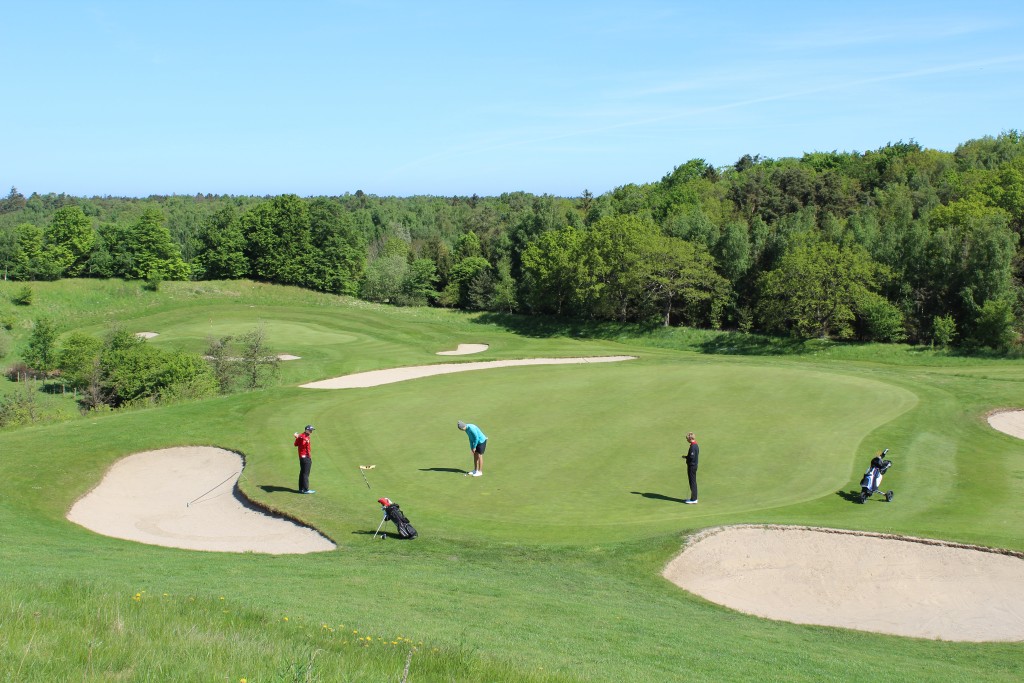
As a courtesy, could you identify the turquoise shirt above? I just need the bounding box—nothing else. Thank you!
[465,423,487,449]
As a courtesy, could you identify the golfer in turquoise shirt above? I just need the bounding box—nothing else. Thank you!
[457,421,488,477]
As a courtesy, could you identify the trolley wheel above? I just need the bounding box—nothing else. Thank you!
[858,491,868,504]
[885,490,894,502]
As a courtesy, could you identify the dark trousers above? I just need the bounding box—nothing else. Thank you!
[687,464,698,501]
[299,457,312,492]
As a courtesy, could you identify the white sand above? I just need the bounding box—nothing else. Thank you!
[277,354,301,360]
[436,343,489,355]
[988,409,1024,439]
[67,447,335,554]
[300,355,636,388]
[134,332,158,339]
[664,525,1024,641]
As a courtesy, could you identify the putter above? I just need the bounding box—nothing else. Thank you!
[359,464,375,489]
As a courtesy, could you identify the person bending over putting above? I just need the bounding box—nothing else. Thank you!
[457,421,487,476]
[683,432,699,504]
[293,424,316,494]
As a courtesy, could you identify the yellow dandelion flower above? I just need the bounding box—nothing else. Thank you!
[283,617,289,621]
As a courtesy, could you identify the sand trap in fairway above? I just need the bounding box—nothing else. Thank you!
[135,332,158,339]
[988,410,1024,439]
[664,525,1024,641]
[301,355,636,388]
[277,354,301,360]
[436,343,489,355]
[67,447,335,554]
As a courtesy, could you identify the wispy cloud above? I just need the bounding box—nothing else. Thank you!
[386,52,1024,177]
[768,18,1012,50]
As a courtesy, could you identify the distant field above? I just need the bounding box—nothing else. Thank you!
[1,279,1022,682]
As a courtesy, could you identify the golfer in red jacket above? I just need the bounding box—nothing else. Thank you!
[293,425,316,494]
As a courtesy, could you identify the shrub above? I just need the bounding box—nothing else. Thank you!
[857,294,907,342]
[143,273,163,292]
[10,286,33,306]
[968,296,1017,349]
[57,332,104,388]
[932,315,957,348]
[23,317,59,375]
[5,362,46,382]
[0,380,50,428]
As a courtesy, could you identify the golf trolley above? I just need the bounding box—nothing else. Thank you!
[374,497,418,539]
[858,448,893,503]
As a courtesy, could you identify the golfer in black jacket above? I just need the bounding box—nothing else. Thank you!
[683,432,699,504]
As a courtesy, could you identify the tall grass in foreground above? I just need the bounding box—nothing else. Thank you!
[1,579,567,683]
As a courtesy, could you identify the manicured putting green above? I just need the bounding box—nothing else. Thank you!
[243,358,916,544]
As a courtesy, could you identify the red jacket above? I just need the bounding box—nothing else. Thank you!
[294,432,311,458]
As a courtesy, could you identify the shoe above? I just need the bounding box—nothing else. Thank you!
[465,470,477,476]
[683,499,698,504]
[303,489,316,494]
[472,471,482,477]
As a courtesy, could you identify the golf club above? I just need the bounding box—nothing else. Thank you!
[186,471,239,507]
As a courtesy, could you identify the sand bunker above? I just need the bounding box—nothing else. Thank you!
[135,332,158,339]
[436,343,489,355]
[988,410,1024,439]
[67,447,334,554]
[277,354,301,360]
[301,356,636,389]
[664,525,1024,641]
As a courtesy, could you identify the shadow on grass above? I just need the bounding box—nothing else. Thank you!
[473,311,818,356]
[473,311,652,340]
[696,334,814,356]
[631,491,690,504]
[352,530,404,539]
[835,489,866,504]
[419,467,468,474]
[259,484,300,494]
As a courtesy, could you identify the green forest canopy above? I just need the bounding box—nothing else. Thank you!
[3,131,1023,348]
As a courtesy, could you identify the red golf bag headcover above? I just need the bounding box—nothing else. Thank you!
[377,497,392,507]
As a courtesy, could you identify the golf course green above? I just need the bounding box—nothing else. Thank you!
[1,280,1022,682]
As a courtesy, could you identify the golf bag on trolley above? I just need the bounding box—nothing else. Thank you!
[858,449,893,503]
[375,497,418,539]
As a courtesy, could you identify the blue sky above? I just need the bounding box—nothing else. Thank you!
[3,1,1023,198]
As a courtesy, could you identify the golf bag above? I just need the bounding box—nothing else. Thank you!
[858,449,893,504]
[376,497,418,539]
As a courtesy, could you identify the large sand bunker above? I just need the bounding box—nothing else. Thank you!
[301,355,636,389]
[664,525,1024,641]
[67,447,335,554]
[988,409,1024,439]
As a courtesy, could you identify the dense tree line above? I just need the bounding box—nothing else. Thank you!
[3,131,1023,348]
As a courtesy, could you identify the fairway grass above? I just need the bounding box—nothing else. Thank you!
[1,280,1023,681]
